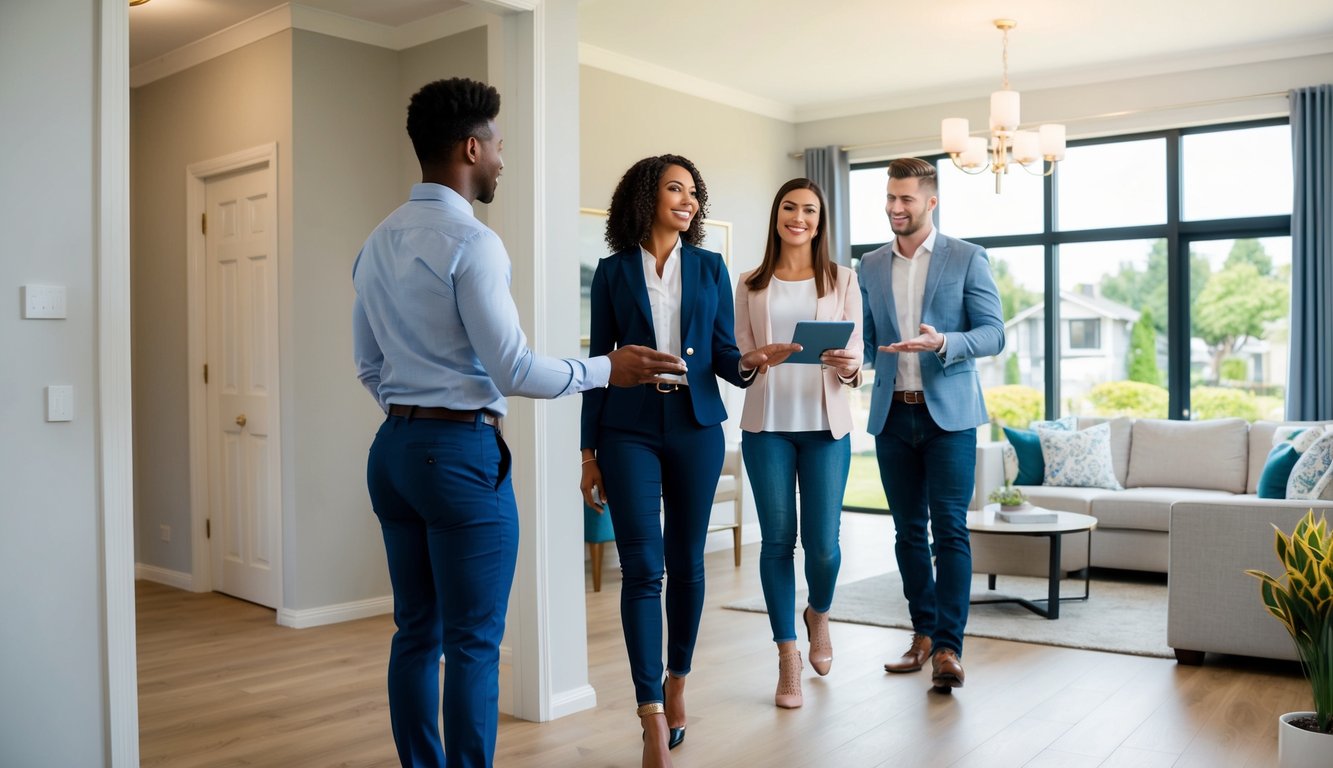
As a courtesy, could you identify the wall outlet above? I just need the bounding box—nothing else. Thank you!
[159,525,171,542]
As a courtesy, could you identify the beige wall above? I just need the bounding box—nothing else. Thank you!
[580,66,802,281]
[131,32,295,574]
[0,0,106,763]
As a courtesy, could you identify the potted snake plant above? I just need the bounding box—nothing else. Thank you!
[1245,510,1332,767]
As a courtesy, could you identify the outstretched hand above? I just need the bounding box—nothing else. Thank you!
[881,323,943,354]
[607,344,688,387]
[741,342,802,375]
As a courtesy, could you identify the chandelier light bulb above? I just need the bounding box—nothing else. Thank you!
[938,18,1067,192]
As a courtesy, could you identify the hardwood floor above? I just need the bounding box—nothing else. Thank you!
[137,513,1309,767]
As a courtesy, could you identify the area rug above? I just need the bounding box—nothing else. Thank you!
[723,571,1172,659]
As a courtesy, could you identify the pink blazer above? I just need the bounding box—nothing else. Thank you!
[734,263,863,440]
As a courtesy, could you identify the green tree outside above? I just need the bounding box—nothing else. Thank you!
[1193,262,1288,383]
[1127,305,1162,386]
[1085,380,1169,418]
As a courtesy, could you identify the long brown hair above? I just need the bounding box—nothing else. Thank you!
[745,178,835,297]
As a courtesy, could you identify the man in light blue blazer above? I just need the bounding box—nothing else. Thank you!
[860,158,1004,693]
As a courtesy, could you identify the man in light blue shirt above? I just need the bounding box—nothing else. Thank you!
[353,77,683,768]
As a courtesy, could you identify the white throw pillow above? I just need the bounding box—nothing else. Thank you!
[1037,422,1123,490]
[1286,430,1333,500]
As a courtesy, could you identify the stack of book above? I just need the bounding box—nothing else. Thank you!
[996,507,1057,524]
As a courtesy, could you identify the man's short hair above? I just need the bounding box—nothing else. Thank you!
[886,157,937,197]
[406,78,501,166]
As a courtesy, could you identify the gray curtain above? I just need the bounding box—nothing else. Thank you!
[1287,84,1333,420]
[804,145,851,266]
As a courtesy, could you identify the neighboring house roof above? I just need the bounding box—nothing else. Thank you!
[1005,290,1141,330]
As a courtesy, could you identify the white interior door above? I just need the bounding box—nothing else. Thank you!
[205,165,281,609]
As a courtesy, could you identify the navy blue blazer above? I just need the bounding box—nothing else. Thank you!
[580,243,752,450]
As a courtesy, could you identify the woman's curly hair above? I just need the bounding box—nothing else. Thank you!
[605,154,709,253]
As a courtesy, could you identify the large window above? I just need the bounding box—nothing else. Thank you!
[845,120,1292,511]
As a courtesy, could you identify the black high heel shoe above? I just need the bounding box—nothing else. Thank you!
[663,673,686,749]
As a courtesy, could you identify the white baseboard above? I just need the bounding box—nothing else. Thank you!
[276,595,393,629]
[549,684,597,720]
[135,563,193,590]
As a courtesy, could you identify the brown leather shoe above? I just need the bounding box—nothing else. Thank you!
[883,633,932,673]
[930,648,965,691]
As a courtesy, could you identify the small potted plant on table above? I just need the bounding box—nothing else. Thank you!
[1245,510,1332,767]
[987,483,1028,512]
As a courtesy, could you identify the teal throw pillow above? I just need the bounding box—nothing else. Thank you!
[1002,427,1045,486]
[1002,416,1076,486]
[1258,427,1330,499]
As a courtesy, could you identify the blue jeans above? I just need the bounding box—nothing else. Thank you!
[367,414,516,768]
[597,389,724,705]
[742,430,850,643]
[874,403,976,656]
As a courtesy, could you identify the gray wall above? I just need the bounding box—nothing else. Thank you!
[0,0,106,764]
[131,26,492,609]
[131,31,295,575]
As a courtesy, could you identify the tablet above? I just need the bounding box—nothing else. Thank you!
[786,321,854,364]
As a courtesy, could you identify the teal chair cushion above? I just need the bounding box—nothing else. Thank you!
[584,504,615,543]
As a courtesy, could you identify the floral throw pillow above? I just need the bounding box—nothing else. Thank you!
[1037,421,1123,490]
[1286,430,1333,500]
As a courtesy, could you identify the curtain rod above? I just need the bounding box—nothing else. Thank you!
[789,90,1290,159]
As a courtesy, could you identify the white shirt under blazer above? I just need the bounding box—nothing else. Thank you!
[734,263,864,440]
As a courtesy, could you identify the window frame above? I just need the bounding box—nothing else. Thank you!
[849,117,1291,421]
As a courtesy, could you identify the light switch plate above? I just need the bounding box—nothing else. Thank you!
[46,385,73,422]
[23,284,67,319]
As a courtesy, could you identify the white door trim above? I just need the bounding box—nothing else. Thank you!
[99,1,138,765]
[185,144,280,598]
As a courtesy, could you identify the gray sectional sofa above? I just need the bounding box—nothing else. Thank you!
[970,416,1333,663]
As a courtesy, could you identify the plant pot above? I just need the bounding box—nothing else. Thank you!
[999,502,1029,512]
[1278,711,1331,767]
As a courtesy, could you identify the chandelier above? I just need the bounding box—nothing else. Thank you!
[940,19,1066,194]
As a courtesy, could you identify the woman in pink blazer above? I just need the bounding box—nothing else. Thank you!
[734,178,862,709]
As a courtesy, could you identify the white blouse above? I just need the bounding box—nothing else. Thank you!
[640,240,685,383]
[762,277,828,432]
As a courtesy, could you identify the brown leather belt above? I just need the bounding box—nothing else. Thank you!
[388,404,501,429]
[892,390,927,405]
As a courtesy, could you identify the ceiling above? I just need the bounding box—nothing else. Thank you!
[130,0,1333,121]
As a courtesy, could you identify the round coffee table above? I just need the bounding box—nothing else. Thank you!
[966,504,1097,619]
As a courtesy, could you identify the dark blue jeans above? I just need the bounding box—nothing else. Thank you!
[874,403,976,656]
[597,388,723,706]
[741,429,850,643]
[367,414,516,768]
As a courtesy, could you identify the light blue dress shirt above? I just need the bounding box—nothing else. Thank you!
[353,183,610,415]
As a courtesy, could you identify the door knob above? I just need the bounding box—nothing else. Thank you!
[236,414,247,427]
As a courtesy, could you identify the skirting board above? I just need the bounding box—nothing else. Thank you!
[135,563,193,590]
[277,595,393,629]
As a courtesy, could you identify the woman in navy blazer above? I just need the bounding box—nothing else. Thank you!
[579,155,795,768]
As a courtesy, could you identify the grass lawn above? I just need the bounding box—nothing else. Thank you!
[844,453,889,512]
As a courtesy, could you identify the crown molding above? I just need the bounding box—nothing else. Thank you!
[130,3,494,88]
[578,43,795,123]
[794,32,1333,124]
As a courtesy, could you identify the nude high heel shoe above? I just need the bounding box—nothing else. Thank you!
[775,649,803,709]
[804,606,833,676]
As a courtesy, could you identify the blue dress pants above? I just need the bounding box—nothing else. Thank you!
[874,402,976,656]
[741,429,850,643]
[597,387,724,706]
[367,414,516,768]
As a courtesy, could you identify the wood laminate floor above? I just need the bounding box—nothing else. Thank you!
[137,513,1309,767]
